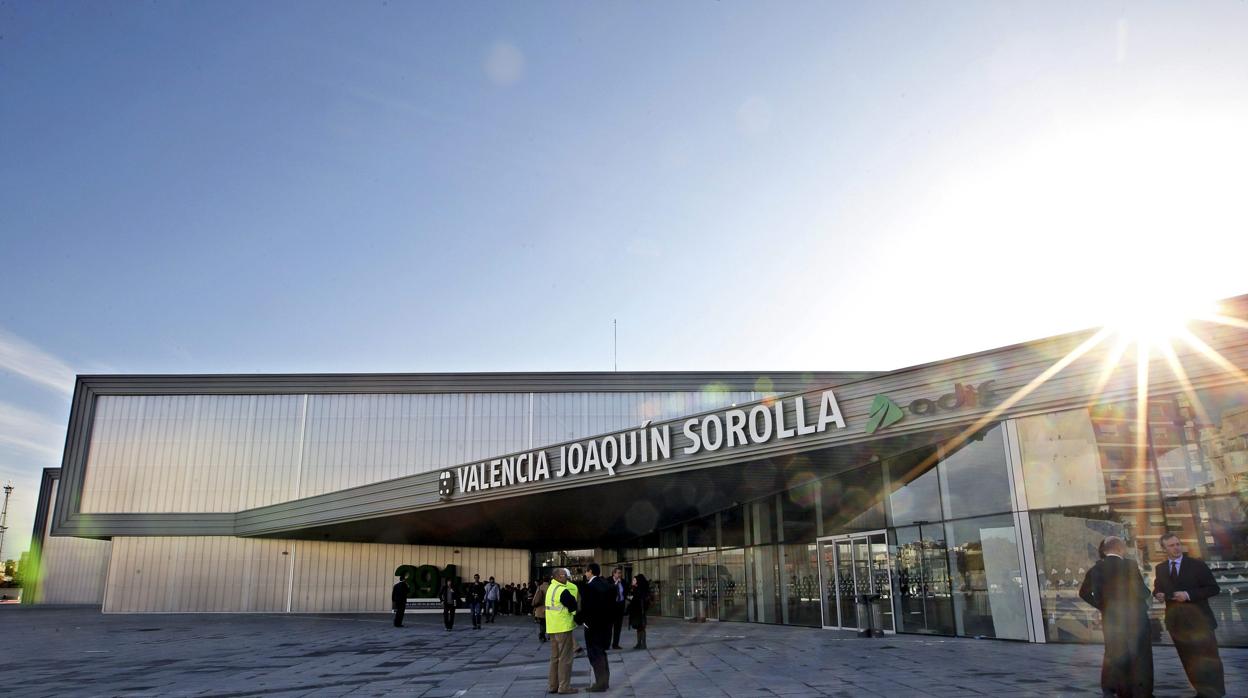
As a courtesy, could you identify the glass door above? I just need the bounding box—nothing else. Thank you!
[818,530,894,632]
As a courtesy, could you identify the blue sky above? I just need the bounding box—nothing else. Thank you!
[2,1,1247,556]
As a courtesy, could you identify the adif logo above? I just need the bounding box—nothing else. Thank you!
[865,395,905,435]
[438,470,454,497]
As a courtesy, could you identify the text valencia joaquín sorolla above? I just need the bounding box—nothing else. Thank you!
[448,391,846,494]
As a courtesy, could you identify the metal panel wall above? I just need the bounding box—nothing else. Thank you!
[79,391,758,513]
[104,536,292,612]
[81,395,305,513]
[35,481,112,604]
[290,541,528,612]
[102,536,528,613]
[532,391,758,447]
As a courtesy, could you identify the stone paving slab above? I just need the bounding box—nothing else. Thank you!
[1,607,1244,697]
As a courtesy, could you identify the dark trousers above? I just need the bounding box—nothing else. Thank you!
[1099,618,1152,697]
[611,603,625,648]
[442,605,456,630]
[470,601,483,628]
[584,624,611,688]
[536,616,547,641]
[1169,613,1225,697]
[485,600,496,621]
[393,606,405,627]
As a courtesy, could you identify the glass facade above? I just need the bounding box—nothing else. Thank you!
[1022,387,1248,647]
[610,389,1248,647]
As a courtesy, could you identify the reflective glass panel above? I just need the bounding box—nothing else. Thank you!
[781,543,820,627]
[938,424,1011,519]
[721,505,747,548]
[945,515,1028,640]
[821,462,887,535]
[892,524,954,635]
[747,545,781,623]
[752,499,777,546]
[686,515,716,552]
[719,548,748,621]
[1028,506,1156,642]
[781,482,818,543]
[887,447,942,527]
[660,526,684,557]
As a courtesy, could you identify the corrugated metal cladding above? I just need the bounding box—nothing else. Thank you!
[35,480,112,604]
[79,390,759,514]
[102,536,529,613]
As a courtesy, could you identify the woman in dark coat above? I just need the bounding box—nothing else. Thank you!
[627,574,651,649]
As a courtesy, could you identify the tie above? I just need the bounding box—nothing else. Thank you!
[1170,560,1178,579]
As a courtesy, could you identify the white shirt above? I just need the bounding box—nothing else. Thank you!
[1168,555,1184,576]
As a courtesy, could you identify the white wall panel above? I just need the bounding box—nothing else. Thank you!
[82,395,304,513]
[103,536,290,613]
[80,391,761,513]
[100,536,528,613]
[290,540,528,612]
[35,481,112,605]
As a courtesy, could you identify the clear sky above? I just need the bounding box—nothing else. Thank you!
[2,1,1247,557]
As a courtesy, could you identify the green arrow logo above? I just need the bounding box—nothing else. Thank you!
[865,395,904,434]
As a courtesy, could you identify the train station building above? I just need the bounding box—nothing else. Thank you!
[26,298,1248,647]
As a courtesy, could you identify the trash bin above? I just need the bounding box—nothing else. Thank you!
[693,595,707,622]
[856,594,883,638]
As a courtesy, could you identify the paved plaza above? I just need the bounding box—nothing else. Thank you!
[2,607,1244,697]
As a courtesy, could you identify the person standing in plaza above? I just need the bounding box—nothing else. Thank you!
[545,567,580,695]
[439,577,458,631]
[1078,536,1153,697]
[609,567,627,650]
[391,575,409,628]
[484,576,500,622]
[627,573,650,650]
[1153,532,1225,698]
[534,576,550,643]
[579,563,614,692]
[467,574,486,630]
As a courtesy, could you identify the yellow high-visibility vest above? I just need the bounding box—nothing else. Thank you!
[544,579,579,633]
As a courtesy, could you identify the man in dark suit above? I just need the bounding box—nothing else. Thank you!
[609,567,627,650]
[1079,536,1153,697]
[578,563,615,692]
[391,575,410,627]
[1153,533,1225,698]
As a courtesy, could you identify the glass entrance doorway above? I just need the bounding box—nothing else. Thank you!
[672,553,720,620]
[818,531,894,632]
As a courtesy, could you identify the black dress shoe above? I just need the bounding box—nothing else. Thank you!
[611,645,621,649]
[586,685,608,693]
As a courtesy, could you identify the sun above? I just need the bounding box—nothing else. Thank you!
[1103,295,1223,352]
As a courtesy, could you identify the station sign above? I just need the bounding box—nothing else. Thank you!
[439,390,846,497]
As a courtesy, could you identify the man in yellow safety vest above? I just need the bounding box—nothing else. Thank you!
[545,567,581,694]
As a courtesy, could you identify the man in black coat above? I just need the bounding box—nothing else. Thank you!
[391,575,410,628]
[1079,536,1153,697]
[467,574,486,630]
[578,563,615,692]
[1153,533,1225,698]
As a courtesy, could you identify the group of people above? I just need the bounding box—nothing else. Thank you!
[457,574,538,629]
[1079,532,1225,698]
[388,563,654,692]
[542,563,651,694]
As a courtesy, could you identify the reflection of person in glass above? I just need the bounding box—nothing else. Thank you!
[1152,533,1225,698]
[1078,536,1153,697]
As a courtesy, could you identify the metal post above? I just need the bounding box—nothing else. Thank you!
[0,483,13,567]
